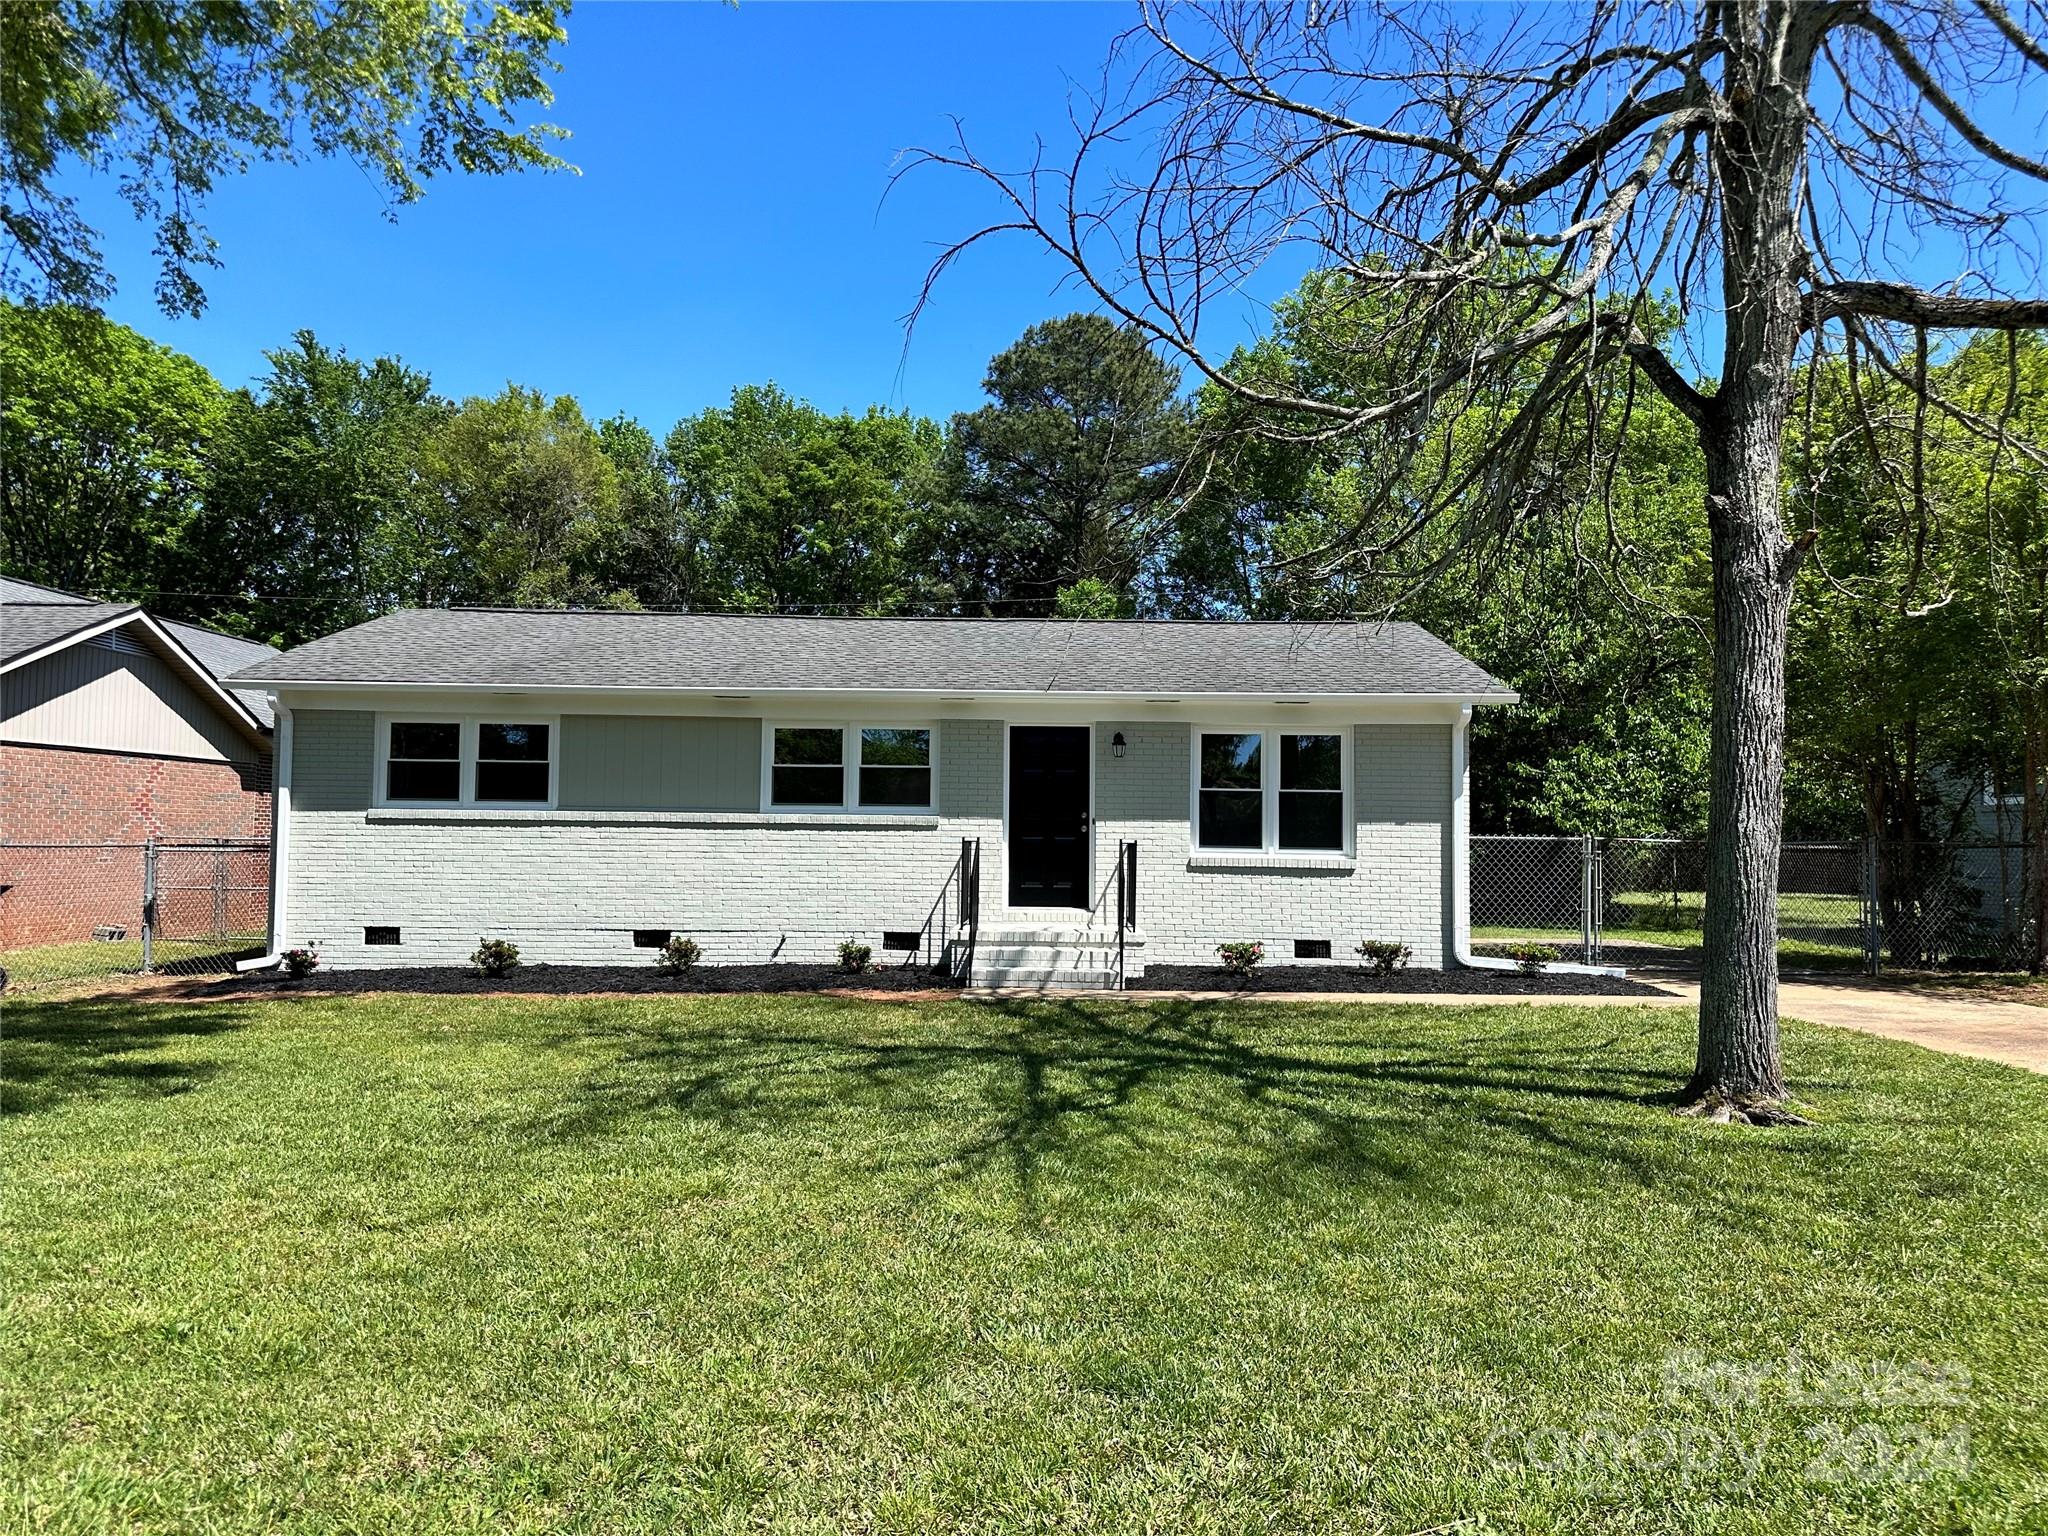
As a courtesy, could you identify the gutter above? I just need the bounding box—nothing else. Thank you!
[1449,705,1630,979]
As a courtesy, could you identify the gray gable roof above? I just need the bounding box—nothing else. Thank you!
[0,576,96,606]
[1,588,280,728]
[0,600,139,665]
[161,620,280,727]
[229,608,1511,700]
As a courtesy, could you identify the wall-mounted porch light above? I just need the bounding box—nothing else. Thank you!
[1112,732,1127,758]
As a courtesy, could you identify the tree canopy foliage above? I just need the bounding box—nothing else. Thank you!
[2,295,2042,853]
[0,0,570,315]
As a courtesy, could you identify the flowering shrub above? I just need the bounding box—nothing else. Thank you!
[837,939,875,974]
[1507,942,1560,975]
[1355,939,1411,977]
[657,935,702,975]
[471,937,522,977]
[281,947,320,980]
[1216,940,1265,977]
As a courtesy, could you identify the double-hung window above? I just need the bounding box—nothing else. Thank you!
[767,724,935,812]
[379,718,554,807]
[1193,729,1348,853]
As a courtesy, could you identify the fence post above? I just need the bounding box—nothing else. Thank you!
[1861,835,1881,977]
[1580,835,1595,965]
[141,839,157,973]
[1590,838,1605,965]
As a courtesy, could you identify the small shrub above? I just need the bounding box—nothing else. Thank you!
[1355,938,1411,977]
[1216,940,1265,977]
[1507,942,1559,975]
[280,946,321,980]
[471,937,522,977]
[837,938,875,975]
[656,934,702,975]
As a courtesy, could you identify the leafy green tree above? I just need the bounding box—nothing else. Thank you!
[1195,272,1715,835]
[0,299,227,597]
[919,315,1194,615]
[183,332,447,645]
[590,414,690,610]
[0,0,569,314]
[668,385,941,614]
[400,386,624,608]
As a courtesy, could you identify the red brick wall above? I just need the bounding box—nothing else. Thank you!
[1,743,271,951]
[1,742,271,843]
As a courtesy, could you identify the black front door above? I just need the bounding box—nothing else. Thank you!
[1008,726,1090,907]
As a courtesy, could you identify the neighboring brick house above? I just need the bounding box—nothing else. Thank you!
[228,609,1517,985]
[2,578,276,948]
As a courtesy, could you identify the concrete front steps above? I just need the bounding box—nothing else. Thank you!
[956,924,1141,991]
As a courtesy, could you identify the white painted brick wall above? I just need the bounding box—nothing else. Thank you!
[283,711,1454,970]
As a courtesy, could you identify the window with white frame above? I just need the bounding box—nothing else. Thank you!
[379,718,554,807]
[476,722,550,803]
[1193,729,1347,853]
[768,724,934,811]
[385,721,461,803]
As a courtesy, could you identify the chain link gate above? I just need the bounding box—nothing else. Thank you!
[1473,833,2035,975]
[0,840,270,994]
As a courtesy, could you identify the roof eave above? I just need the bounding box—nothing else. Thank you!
[233,676,1518,706]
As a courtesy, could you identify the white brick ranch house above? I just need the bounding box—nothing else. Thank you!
[226,611,1516,986]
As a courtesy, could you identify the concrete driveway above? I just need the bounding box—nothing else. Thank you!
[1109,973,2048,1074]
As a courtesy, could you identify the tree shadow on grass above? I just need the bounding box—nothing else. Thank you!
[1,998,253,1116]
[529,998,1758,1229]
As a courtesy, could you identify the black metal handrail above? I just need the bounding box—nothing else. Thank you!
[960,836,981,981]
[1115,839,1138,989]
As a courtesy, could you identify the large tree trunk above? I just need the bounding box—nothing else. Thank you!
[1690,440,1795,1107]
[1684,14,1817,1118]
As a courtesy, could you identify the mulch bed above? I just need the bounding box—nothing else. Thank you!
[208,963,959,997]
[1135,964,1671,997]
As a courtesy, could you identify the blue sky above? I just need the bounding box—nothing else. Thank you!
[63,3,1154,428]
[57,2,2048,429]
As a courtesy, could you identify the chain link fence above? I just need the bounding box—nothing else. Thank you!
[0,841,270,994]
[1474,834,2036,974]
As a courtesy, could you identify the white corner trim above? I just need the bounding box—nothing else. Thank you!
[269,703,294,951]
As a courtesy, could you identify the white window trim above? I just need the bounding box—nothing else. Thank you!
[1189,725,1352,857]
[373,714,560,810]
[760,720,939,814]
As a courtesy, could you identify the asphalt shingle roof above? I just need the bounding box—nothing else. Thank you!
[229,608,1511,699]
[162,621,280,727]
[0,601,138,666]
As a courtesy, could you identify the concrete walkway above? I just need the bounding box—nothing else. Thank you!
[1083,974,2048,1075]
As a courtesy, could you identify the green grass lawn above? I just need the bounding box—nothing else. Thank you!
[2,933,265,993]
[4,994,2045,1534]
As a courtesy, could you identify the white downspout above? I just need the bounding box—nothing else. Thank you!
[1450,703,1628,978]
[236,699,292,972]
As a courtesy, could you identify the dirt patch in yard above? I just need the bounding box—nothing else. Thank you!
[1137,964,1669,996]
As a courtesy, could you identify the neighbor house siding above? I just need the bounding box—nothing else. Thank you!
[557,715,759,810]
[1081,721,1451,970]
[283,712,1004,968]
[2,637,253,763]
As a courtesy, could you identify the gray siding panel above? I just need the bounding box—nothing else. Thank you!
[293,709,373,811]
[558,715,760,811]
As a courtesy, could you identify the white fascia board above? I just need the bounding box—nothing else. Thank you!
[253,681,1518,719]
